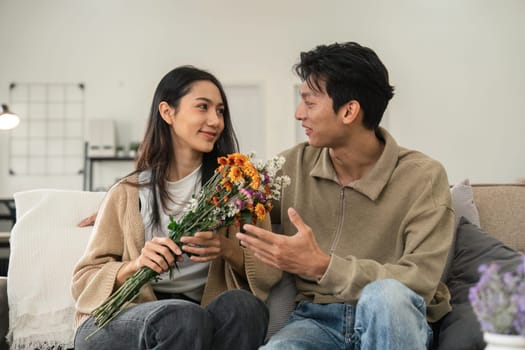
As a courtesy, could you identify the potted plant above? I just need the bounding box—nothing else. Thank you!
[128,142,140,158]
[115,145,125,158]
[469,255,525,349]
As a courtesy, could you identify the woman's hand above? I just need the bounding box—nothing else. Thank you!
[116,237,183,286]
[180,231,225,262]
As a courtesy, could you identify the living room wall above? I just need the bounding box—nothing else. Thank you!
[0,0,524,196]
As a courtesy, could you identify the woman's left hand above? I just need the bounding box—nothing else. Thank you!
[180,231,226,262]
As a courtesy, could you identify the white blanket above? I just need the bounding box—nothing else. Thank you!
[7,189,106,350]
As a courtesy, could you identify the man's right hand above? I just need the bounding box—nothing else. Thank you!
[237,207,331,280]
[78,213,97,227]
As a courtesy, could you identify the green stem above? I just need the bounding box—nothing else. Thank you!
[87,266,158,339]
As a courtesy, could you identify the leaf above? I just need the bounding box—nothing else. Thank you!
[167,215,180,231]
[239,211,254,224]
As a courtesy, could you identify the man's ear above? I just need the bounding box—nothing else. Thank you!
[159,101,175,125]
[341,100,361,125]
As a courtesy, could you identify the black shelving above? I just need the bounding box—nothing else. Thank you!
[83,142,135,191]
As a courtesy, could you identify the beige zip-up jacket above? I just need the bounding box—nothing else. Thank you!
[271,128,454,322]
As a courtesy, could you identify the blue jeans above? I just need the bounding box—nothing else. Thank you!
[75,289,268,350]
[262,279,433,350]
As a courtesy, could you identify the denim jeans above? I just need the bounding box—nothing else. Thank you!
[75,289,268,350]
[261,279,433,350]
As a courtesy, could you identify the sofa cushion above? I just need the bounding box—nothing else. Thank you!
[450,179,480,231]
[437,218,523,350]
[7,189,106,350]
[471,184,525,252]
[265,272,296,341]
[441,179,481,282]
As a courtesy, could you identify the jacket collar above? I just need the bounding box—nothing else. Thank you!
[309,127,399,201]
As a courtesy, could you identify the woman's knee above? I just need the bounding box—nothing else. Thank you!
[148,300,210,329]
[146,300,214,347]
[208,289,268,323]
[75,301,214,349]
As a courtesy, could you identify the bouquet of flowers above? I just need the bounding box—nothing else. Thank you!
[468,255,525,335]
[90,152,290,335]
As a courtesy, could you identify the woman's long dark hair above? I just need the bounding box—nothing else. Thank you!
[130,65,238,227]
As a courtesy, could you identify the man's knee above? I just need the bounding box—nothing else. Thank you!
[357,279,428,325]
[359,279,417,312]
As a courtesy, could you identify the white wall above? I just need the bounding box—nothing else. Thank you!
[1,0,524,196]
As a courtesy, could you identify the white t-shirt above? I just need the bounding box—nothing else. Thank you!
[138,167,209,302]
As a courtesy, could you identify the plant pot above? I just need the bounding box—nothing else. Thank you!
[484,332,525,350]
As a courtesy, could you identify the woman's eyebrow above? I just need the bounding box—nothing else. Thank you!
[195,97,224,106]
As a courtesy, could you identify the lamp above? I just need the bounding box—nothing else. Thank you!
[0,104,20,130]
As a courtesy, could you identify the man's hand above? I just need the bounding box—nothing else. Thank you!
[236,207,330,280]
[78,213,97,227]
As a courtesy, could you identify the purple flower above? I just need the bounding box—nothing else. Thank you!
[240,188,253,205]
[469,254,525,335]
[232,198,245,210]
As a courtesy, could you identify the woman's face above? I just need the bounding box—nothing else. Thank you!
[160,80,225,156]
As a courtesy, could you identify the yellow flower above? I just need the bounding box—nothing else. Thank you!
[243,163,257,178]
[255,203,266,221]
[228,166,243,182]
[221,178,233,192]
[231,153,249,166]
[251,175,261,190]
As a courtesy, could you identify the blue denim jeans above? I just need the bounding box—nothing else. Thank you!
[262,279,433,350]
[74,289,268,350]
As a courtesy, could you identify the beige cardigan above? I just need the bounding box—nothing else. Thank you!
[71,175,281,329]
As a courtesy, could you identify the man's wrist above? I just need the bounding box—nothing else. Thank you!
[313,252,331,280]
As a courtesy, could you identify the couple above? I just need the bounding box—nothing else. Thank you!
[72,41,454,350]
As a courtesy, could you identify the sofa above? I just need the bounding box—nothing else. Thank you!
[0,182,523,350]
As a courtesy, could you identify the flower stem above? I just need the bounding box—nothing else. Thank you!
[87,266,158,339]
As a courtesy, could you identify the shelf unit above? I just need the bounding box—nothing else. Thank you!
[83,143,135,191]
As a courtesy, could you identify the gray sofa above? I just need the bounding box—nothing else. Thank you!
[0,184,523,349]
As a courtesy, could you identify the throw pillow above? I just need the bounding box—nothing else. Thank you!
[450,178,480,231]
[437,218,523,350]
[441,179,481,282]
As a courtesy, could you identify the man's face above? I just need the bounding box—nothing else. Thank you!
[295,81,346,148]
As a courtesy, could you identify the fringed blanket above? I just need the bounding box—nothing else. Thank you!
[7,189,106,350]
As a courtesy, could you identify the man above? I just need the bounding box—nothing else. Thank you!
[236,42,454,349]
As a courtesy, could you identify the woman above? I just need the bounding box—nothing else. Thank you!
[72,66,278,350]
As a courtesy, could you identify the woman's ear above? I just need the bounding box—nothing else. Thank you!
[159,101,174,125]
